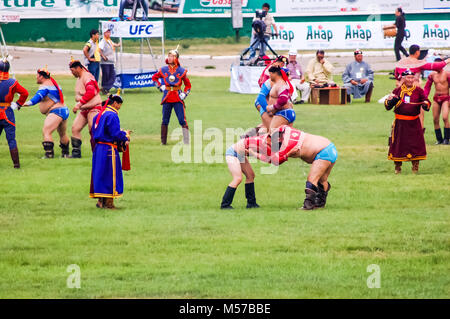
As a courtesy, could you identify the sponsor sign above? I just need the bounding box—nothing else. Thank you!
[115,70,158,89]
[101,21,164,38]
[268,20,450,50]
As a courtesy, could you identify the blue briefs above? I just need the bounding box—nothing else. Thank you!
[49,107,69,121]
[314,143,338,163]
[226,146,245,162]
[274,109,296,123]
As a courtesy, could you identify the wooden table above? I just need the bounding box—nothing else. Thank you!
[310,87,348,105]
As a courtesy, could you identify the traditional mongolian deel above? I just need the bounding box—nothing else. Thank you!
[385,84,431,162]
[90,105,129,199]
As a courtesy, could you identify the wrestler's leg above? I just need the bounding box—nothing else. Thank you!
[432,101,441,130]
[42,113,63,158]
[87,108,100,131]
[43,113,62,142]
[432,101,443,144]
[441,100,450,144]
[57,119,70,157]
[71,112,87,158]
[241,158,259,208]
[71,112,88,139]
[269,115,289,134]
[316,162,335,208]
[221,155,242,209]
[261,112,272,130]
[302,159,332,210]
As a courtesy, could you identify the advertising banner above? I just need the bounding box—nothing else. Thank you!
[183,0,275,14]
[101,20,164,38]
[115,71,158,89]
[268,20,450,50]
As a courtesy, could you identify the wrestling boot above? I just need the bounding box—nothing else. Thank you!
[435,129,444,145]
[9,147,20,169]
[412,160,419,174]
[365,83,374,103]
[443,128,450,145]
[220,186,236,209]
[161,124,168,145]
[182,125,190,145]
[104,198,116,209]
[245,182,260,209]
[301,181,318,210]
[347,94,351,103]
[394,161,402,174]
[315,182,331,208]
[60,142,70,158]
[71,137,82,158]
[42,141,54,159]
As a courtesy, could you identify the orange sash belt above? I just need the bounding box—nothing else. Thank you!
[97,141,117,149]
[395,114,419,120]
[167,86,181,91]
[0,105,15,126]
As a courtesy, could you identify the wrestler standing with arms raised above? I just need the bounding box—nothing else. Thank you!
[23,67,70,158]
[0,59,29,168]
[69,60,103,158]
[423,58,450,144]
[152,48,191,145]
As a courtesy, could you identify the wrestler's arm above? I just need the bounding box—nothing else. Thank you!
[79,81,99,108]
[268,88,289,112]
[151,70,163,87]
[422,61,447,72]
[25,87,49,106]
[423,74,433,98]
[255,80,271,109]
[12,82,29,106]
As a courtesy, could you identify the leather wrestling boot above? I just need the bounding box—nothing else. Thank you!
[395,161,402,174]
[42,141,54,159]
[315,182,331,208]
[161,124,168,145]
[245,182,260,208]
[301,181,318,210]
[412,160,419,174]
[10,147,20,169]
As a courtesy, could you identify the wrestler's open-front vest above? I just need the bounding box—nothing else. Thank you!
[76,73,102,108]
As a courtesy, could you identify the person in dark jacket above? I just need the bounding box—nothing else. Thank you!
[394,8,409,61]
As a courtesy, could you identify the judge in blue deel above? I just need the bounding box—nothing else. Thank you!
[90,94,130,209]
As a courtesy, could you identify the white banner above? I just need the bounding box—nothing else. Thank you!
[276,0,447,14]
[269,20,450,50]
[101,21,164,38]
[229,65,265,94]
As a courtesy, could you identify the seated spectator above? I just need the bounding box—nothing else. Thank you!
[287,49,311,104]
[342,49,374,103]
[306,50,335,86]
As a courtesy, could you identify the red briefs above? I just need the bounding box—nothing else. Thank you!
[433,94,450,106]
[80,105,103,119]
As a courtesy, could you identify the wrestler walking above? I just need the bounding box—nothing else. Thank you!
[23,67,70,158]
[423,58,450,144]
[69,59,103,158]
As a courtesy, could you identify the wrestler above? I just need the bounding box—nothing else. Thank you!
[221,125,337,210]
[69,59,103,158]
[385,70,431,174]
[258,55,288,88]
[394,45,450,128]
[423,58,450,144]
[0,58,29,168]
[265,66,295,133]
[22,67,70,158]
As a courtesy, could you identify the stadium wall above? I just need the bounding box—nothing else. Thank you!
[2,13,449,42]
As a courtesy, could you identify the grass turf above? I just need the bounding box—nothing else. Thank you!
[0,75,449,298]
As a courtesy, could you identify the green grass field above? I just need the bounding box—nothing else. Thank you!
[0,74,449,298]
